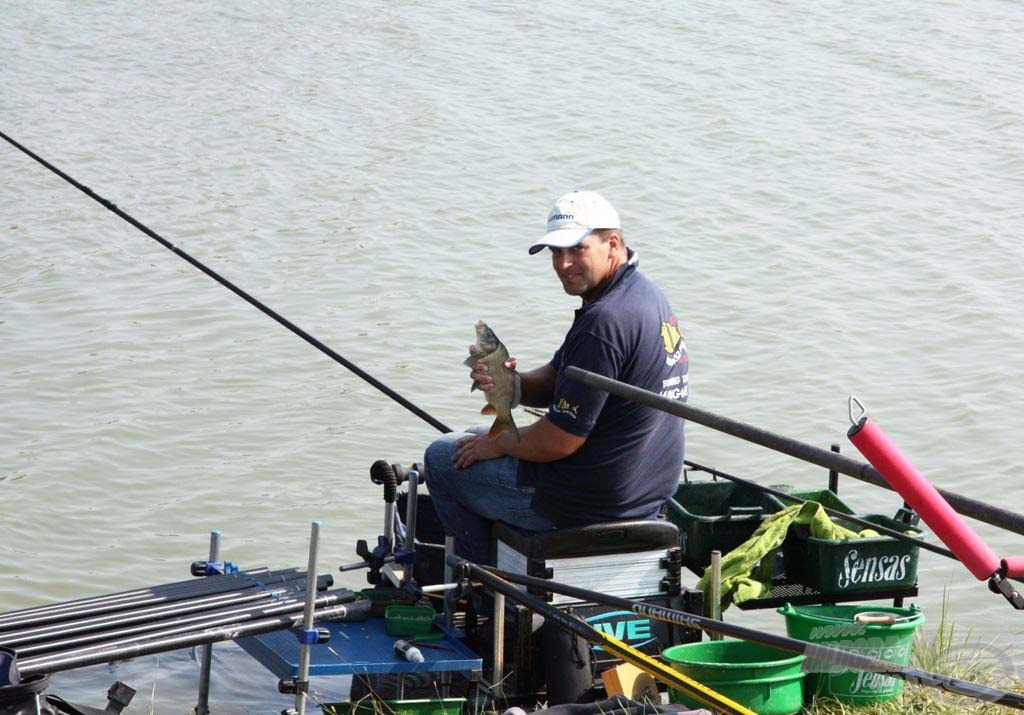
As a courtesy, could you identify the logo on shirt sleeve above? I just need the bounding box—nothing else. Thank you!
[552,397,581,419]
[660,317,687,367]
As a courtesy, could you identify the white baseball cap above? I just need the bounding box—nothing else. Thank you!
[528,190,621,255]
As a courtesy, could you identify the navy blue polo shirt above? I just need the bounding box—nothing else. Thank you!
[518,252,689,527]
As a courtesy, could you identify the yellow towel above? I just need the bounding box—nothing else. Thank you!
[696,501,879,610]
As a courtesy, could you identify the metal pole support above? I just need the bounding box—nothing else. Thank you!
[295,521,322,715]
[195,529,220,715]
[708,549,722,640]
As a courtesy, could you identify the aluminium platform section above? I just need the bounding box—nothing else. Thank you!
[235,615,482,679]
[735,573,918,610]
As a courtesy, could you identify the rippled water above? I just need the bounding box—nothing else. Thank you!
[3,1,1024,710]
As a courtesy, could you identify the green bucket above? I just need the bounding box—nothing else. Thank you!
[778,602,925,704]
[662,639,805,715]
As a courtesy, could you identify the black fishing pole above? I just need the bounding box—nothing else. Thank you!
[567,366,1024,537]
[487,566,1024,710]
[0,129,452,435]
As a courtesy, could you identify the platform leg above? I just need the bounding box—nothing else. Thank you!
[708,549,722,640]
[443,536,455,629]
[491,592,505,697]
[295,521,322,715]
[195,530,220,715]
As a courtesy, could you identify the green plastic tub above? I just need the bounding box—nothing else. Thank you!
[662,639,805,715]
[322,698,466,715]
[778,602,925,704]
[666,480,786,573]
[781,514,923,595]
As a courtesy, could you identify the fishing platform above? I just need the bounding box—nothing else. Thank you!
[2,448,984,715]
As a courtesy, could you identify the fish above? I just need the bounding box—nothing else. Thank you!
[463,320,521,441]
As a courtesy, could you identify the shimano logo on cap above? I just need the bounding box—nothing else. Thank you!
[549,213,574,222]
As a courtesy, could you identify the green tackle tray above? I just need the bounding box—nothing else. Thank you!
[323,698,466,715]
[360,587,420,618]
[666,479,786,574]
[781,513,924,596]
[385,604,437,637]
[786,488,855,515]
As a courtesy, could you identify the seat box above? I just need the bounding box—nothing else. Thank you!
[493,520,682,606]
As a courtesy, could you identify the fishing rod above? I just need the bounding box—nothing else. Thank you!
[449,557,757,715]
[567,366,1024,537]
[487,566,1024,710]
[0,129,452,435]
[16,587,355,667]
[0,574,332,650]
[0,568,301,631]
[18,598,370,677]
[11,581,336,658]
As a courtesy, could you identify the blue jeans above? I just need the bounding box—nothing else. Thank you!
[423,426,555,566]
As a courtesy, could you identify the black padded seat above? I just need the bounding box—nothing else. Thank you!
[492,519,679,560]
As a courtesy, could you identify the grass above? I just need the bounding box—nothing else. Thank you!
[803,594,1023,714]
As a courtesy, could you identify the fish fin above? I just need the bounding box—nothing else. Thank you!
[470,382,480,393]
[463,354,478,367]
[489,414,522,442]
[480,404,497,415]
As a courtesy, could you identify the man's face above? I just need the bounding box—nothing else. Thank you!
[550,232,619,302]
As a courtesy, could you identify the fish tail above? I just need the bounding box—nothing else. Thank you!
[488,413,521,442]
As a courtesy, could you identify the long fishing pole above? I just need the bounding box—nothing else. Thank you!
[488,567,1024,710]
[18,598,370,677]
[567,366,1024,537]
[16,587,356,669]
[12,582,336,657]
[450,558,757,715]
[0,568,302,631]
[0,129,452,435]
[0,574,332,649]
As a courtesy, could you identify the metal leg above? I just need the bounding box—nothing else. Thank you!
[708,549,722,640]
[491,592,505,697]
[195,530,220,715]
[443,536,455,629]
[295,521,322,715]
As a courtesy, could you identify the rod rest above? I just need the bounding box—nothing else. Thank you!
[493,519,679,559]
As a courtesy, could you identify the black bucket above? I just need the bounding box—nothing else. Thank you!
[0,646,53,715]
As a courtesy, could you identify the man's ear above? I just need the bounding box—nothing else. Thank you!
[607,230,625,255]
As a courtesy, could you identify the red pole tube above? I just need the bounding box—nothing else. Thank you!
[848,417,1000,580]
[1002,557,1024,579]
